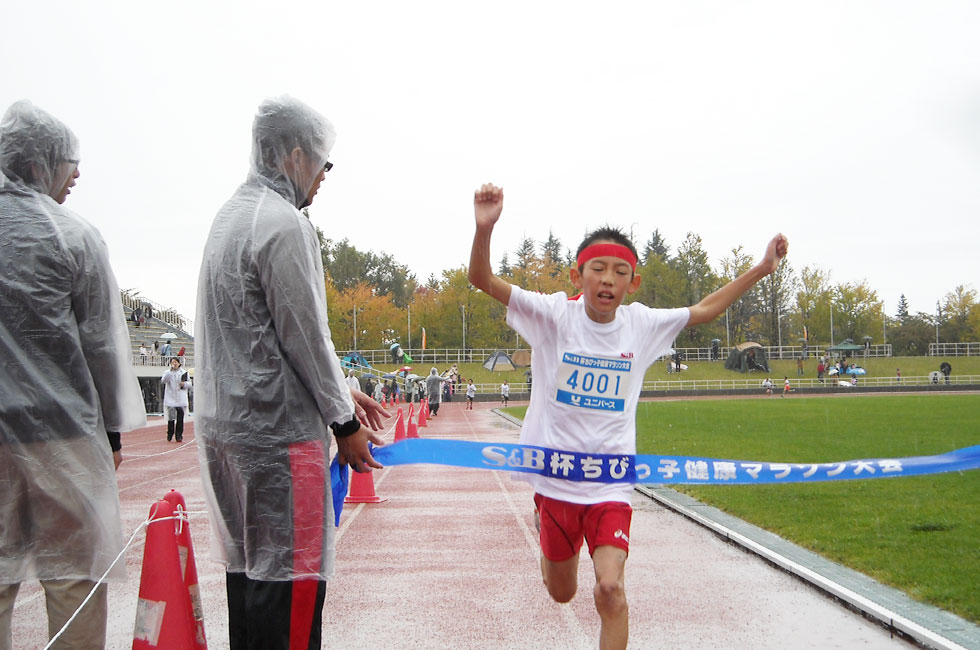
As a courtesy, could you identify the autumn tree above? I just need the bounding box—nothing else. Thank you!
[832,281,884,345]
[941,285,979,343]
[719,246,758,344]
[757,260,797,348]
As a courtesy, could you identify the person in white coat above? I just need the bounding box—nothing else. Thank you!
[346,369,360,393]
[195,95,387,650]
[0,100,145,649]
[161,357,190,442]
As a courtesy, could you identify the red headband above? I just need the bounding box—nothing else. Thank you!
[576,243,637,270]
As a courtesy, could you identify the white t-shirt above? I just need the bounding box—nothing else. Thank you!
[501,383,510,397]
[506,286,689,504]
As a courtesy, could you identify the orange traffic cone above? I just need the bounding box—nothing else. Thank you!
[418,402,427,428]
[161,490,207,649]
[132,500,202,649]
[393,407,406,442]
[423,398,430,419]
[344,468,387,504]
[408,403,414,421]
[407,411,419,438]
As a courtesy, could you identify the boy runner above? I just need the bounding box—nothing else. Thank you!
[468,183,787,650]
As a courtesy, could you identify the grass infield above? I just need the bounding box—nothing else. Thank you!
[507,394,980,623]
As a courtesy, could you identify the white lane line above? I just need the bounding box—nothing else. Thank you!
[118,465,199,494]
[463,409,592,650]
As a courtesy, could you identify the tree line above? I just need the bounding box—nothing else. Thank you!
[313,224,979,356]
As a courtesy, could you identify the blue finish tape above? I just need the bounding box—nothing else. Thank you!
[332,440,980,525]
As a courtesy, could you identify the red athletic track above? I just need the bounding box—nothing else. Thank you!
[11,400,913,648]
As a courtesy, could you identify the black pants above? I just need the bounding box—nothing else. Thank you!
[167,406,184,441]
[226,572,326,650]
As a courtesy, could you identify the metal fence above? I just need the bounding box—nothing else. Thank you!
[132,354,194,368]
[667,343,893,362]
[354,373,979,398]
[341,348,526,365]
[929,342,980,357]
[344,344,897,367]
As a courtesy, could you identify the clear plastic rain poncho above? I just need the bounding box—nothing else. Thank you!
[0,101,146,584]
[195,96,355,581]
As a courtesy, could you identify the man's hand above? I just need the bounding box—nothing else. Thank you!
[113,450,123,470]
[474,183,503,230]
[335,427,384,473]
[350,388,389,431]
[760,233,789,275]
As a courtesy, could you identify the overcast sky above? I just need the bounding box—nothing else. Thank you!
[4,1,978,328]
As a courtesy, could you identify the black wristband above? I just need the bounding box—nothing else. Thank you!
[330,417,360,438]
[106,431,122,452]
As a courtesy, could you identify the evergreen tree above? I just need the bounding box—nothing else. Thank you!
[515,236,537,271]
[541,231,565,278]
[642,230,669,264]
[896,294,910,323]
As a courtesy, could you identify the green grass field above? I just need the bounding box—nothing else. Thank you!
[506,394,980,623]
[369,355,980,387]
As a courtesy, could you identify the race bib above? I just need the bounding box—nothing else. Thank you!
[555,352,633,412]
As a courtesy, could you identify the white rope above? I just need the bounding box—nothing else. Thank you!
[41,508,208,649]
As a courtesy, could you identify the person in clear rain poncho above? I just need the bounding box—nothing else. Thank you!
[195,96,387,650]
[0,100,146,649]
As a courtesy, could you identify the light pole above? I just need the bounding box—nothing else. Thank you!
[353,304,358,351]
[829,302,834,347]
[777,310,783,359]
[407,304,411,350]
[461,305,467,362]
[936,301,941,345]
[725,308,730,348]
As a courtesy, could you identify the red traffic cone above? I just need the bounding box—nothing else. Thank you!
[132,500,201,649]
[344,468,387,504]
[418,403,427,428]
[408,403,414,420]
[407,413,419,438]
[423,398,430,419]
[393,407,406,442]
[161,490,207,649]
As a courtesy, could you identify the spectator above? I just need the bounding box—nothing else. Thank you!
[195,96,386,649]
[817,360,825,383]
[161,357,190,442]
[140,343,150,364]
[501,379,510,404]
[0,100,145,649]
[372,380,384,403]
[346,369,360,393]
[425,367,446,416]
[797,357,804,376]
[896,368,901,383]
